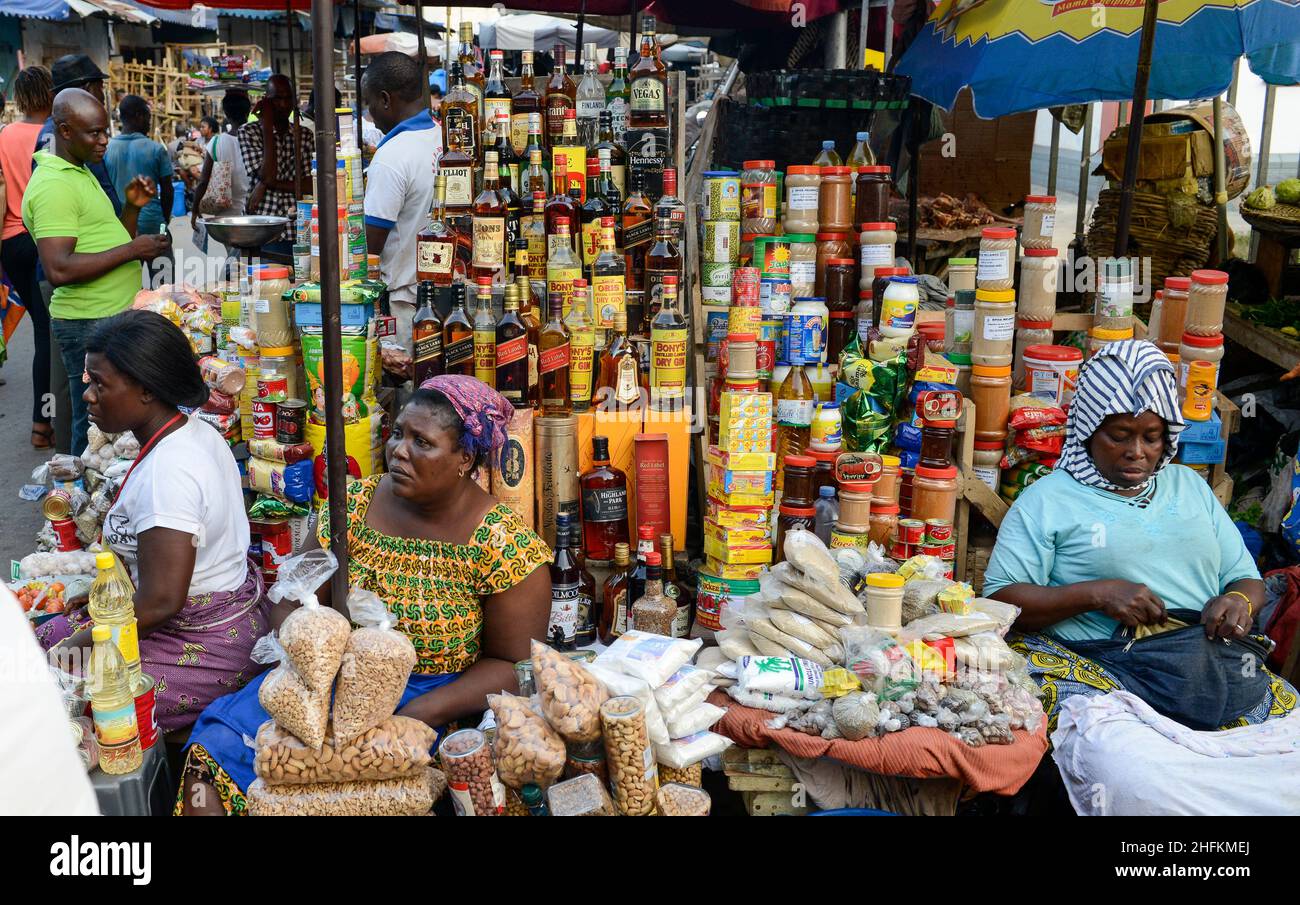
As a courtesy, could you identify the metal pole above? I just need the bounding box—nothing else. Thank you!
[287,0,302,206]
[1227,57,1241,107]
[415,0,430,111]
[1075,102,1094,242]
[1251,82,1277,261]
[576,0,587,57]
[884,0,894,69]
[907,100,920,265]
[1046,115,1061,196]
[859,0,869,69]
[312,0,350,610]
[1113,0,1160,258]
[825,10,848,70]
[630,2,639,61]
[353,0,362,149]
[1213,95,1229,262]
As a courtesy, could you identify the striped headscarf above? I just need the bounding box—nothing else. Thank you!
[418,374,515,460]
[1056,339,1185,492]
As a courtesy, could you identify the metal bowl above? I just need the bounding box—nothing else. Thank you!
[202,215,290,249]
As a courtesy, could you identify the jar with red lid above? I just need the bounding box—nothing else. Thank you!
[808,449,839,496]
[1186,269,1228,336]
[912,465,958,523]
[977,227,1018,291]
[972,440,1004,491]
[1020,343,1082,409]
[781,454,817,507]
[784,166,821,235]
[855,165,892,227]
[1178,331,1224,394]
[824,257,858,364]
[775,503,817,564]
[1018,248,1059,320]
[815,232,854,296]
[1013,318,1053,390]
[874,454,901,504]
[837,479,875,529]
[871,265,909,320]
[858,222,898,289]
[818,166,854,232]
[1022,195,1057,250]
[1158,276,1190,352]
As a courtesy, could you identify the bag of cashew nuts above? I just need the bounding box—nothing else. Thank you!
[267,549,351,692]
[246,767,446,816]
[487,691,566,791]
[252,716,436,785]
[331,588,418,743]
[252,632,331,750]
[532,640,608,743]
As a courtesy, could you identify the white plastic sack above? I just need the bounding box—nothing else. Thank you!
[737,656,825,700]
[586,661,670,746]
[594,631,701,688]
[666,702,727,739]
[654,731,732,770]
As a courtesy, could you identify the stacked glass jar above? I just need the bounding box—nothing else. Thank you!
[1177,269,1228,419]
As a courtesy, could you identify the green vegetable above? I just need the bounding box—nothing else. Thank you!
[1245,186,1276,210]
[1276,178,1300,204]
[1244,297,1300,330]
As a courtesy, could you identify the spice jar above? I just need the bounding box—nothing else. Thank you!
[911,464,959,524]
[808,448,839,496]
[252,264,293,348]
[824,258,858,364]
[1181,360,1217,421]
[818,166,854,232]
[815,232,854,296]
[1158,276,1190,353]
[1186,269,1229,336]
[858,221,898,289]
[854,165,892,226]
[948,258,977,293]
[972,440,1004,492]
[776,503,817,561]
[787,234,818,298]
[874,454,901,504]
[971,364,1012,443]
[1021,195,1057,250]
[972,288,1016,368]
[1178,331,1224,392]
[1018,248,1059,321]
[855,289,875,345]
[977,227,1017,291]
[868,500,899,546]
[945,289,975,356]
[1089,325,1134,357]
[783,166,821,234]
[837,480,875,529]
[781,454,816,507]
[865,573,904,632]
[741,159,778,235]
[1013,319,1053,390]
[1095,258,1134,330]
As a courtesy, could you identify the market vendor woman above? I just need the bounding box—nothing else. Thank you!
[984,340,1296,732]
[38,310,264,733]
[180,376,552,815]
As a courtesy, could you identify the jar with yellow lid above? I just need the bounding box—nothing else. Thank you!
[972,288,1016,368]
[1089,325,1134,358]
[865,572,904,633]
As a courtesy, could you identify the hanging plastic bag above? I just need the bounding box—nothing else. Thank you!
[267,549,350,692]
[331,588,418,743]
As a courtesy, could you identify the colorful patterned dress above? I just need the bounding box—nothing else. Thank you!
[178,476,551,815]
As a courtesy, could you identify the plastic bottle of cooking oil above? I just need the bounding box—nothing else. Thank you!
[89,624,143,774]
[812,140,842,167]
[89,551,142,689]
[774,363,814,493]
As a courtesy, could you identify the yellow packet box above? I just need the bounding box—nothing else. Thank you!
[704,536,774,565]
[705,498,772,528]
[705,462,773,496]
[705,519,772,547]
[705,557,768,580]
[706,446,777,472]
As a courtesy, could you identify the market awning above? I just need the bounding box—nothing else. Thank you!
[67,0,159,24]
[485,13,621,52]
[0,0,72,20]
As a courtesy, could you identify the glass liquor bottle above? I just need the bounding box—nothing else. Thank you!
[621,167,654,293]
[547,522,579,651]
[649,274,687,409]
[539,291,572,415]
[576,42,605,148]
[442,282,475,376]
[627,524,656,610]
[606,46,630,143]
[567,279,595,413]
[471,150,507,284]
[545,159,580,257]
[592,110,628,202]
[521,146,551,200]
[495,282,529,407]
[579,435,630,561]
[457,21,484,120]
[594,308,642,409]
[643,213,681,328]
[472,276,497,386]
[628,18,668,130]
[416,173,457,286]
[557,512,598,646]
[774,362,815,491]
[483,49,511,141]
[413,280,444,384]
[631,553,673,636]
[546,220,581,314]
[598,541,633,645]
[544,44,576,149]
[591,216,626,340]
[512,240,542,407]
[493,111,521,197]
[492,117,523,261]
[655,166,687,243]
[552,107,585,203]
[510,51,542,156]
[523,190,549,284]
[580,154,613,278]
[441,62,480,172]
[660,534,693,639]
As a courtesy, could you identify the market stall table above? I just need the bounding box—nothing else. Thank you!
[1224,306,1300,374]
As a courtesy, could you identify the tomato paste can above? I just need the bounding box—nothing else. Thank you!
[133,673,158,750]
[251,399,277,439]
[695,572,760,632]
[276,399,307,445]
[924,518,953,543]
[51,517,82,552]
[256,518,294,573]
[732,266,761,307]
[43,489,74,522]
[920,542,956,560]
[897,518,925,545]
[887,538,912,561]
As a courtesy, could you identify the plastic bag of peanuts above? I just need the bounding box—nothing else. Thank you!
[252,716,435,785]
[247,767,446,816]
[253,632,331,750]
[267,549,351,692]
[600,695,659,817]
[331,589,418,743]
[532,640,608,743]
[487,692,566,791]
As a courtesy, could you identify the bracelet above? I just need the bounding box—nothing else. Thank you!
[1225,590,1252,616]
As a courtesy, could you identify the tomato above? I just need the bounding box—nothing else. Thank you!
[43,599,66,614]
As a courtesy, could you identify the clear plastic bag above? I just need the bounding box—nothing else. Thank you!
[769,607,840,650]
[715,628,761,661]
[840,625,920,701]
[665,701,727,739]
[763,573,852,627]
[653,665,714,715]
[899,611,1002,641]
[331,588,417,743]
[969,597,1022,635]
[782,527,841,588]
[726,685,815,714]
[832,691,881,740]
[654,731,733,770]
[267,550,351,692]
[770,561,865,617]
[246,767,444,816]
[952,632,1023,673]
[593,630,702,687]
[253,633,331,750]
[586,662,670,746]
[532,640,608,743]
[656,783,712,816]
[253,716,435,784]
[487,692,566,790]
[902,578,951,624]
[547,773,617,816]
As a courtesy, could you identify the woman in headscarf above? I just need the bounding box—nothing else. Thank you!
[984,340,1296,733]
[178,376,552,815]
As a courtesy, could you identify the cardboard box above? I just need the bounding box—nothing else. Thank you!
[577,410,641,544]
[705,536,774,565]
[706,446,776,472]
[706,497,772,528]
[641,406,691,551]
[1179,410,1222,445]
[706,557,768,580]
[705,462,773,496]
[705,519,772,547]
[707,486,775,509]
[1177,438,1226,465]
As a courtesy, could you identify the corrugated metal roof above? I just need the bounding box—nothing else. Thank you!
[66,0,158,25]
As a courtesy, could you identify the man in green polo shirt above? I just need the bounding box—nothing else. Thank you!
[23,88,171,455]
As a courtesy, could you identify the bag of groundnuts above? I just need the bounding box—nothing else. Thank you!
[531,640,608,743]
[246,767,446,816]
[252,716,436,785]
[267,549,351,692]
[331,589,418,743]
[487,692,566,791]
[252,632,331,750]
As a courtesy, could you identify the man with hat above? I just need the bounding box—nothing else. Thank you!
[33,54,121,215]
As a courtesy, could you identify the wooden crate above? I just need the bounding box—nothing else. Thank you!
[108,61,208,145]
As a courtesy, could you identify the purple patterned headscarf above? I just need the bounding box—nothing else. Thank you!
[418,374,515,459]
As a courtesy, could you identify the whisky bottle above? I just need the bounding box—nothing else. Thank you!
[598,541,632,645]
[457,21,484,121]
[511,51,542,156]
[544,44,576,149]
[471,150,507,284]
[649,274,687,409]
[412,280,444,384]
[416,173,457,287]
[643,213,681,327]
[442,282,475,376]
[628,18,668,130]
[567,279,595,413]
[579,435,630,561]
[472,276,497,386]
[483,49,512,145]
[539,291,571,415]
[495,282,529,407]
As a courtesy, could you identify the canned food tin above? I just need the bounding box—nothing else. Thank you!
[52,518,81,552]
[695,572,760,631]
[255,518,294,572]
[756,319,781,380]
[728,304,762,338]
[897,518,925,544]
[257,376,288,403]
[703,172,741,221]
[924,519,953,543]
[43,489,74,522]
[732,267,761,306]
[701,261,734,288]
[134,673,158,751]
[702,285,731,304]
[887,538,913,560]
[760,278,792,316]
[920,542,956,559]
[754,236,791,279]
[251,400,277,439]
[703,220,740,264]
[276,399,307,445]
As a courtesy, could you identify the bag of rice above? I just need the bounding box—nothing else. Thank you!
[716,628,761,661]
[726,685,813,714]
[747,616,834,667]
[768,607,839,650]
[654,731,733,770]
[654,665,714,715]
[737,655,825,700]
[665,701,727,739]
[594,631,701,688]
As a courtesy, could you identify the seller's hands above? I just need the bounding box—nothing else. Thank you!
[1201,594,1251,641]
[1092,579,1167,628]
[131,232,172,261]
[64,591,90,614]
[124,175,157,210]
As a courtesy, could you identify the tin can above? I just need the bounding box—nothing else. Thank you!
[756,319,781,381]
[534,415,579,549]
[257,375,288,403]
[695,572,760,631]
[701,261,733,288]
[920,542,956,560]
[251,399,277,439]
[888,538,913,560]
[754,236,792,279]
[924,518,953,543]
[732,266,761,307]
[43,489,74,522]
[897,518,926,545]
[255,518,294,572]
[702,220,740,264]
[728,304,762,338]
[51,517,81,552]
[759,278,792,316]
[276,399,307,445]
[703,171,741,221]
[133,673,158,751]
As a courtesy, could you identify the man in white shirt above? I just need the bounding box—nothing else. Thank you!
[361,51,442,354]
